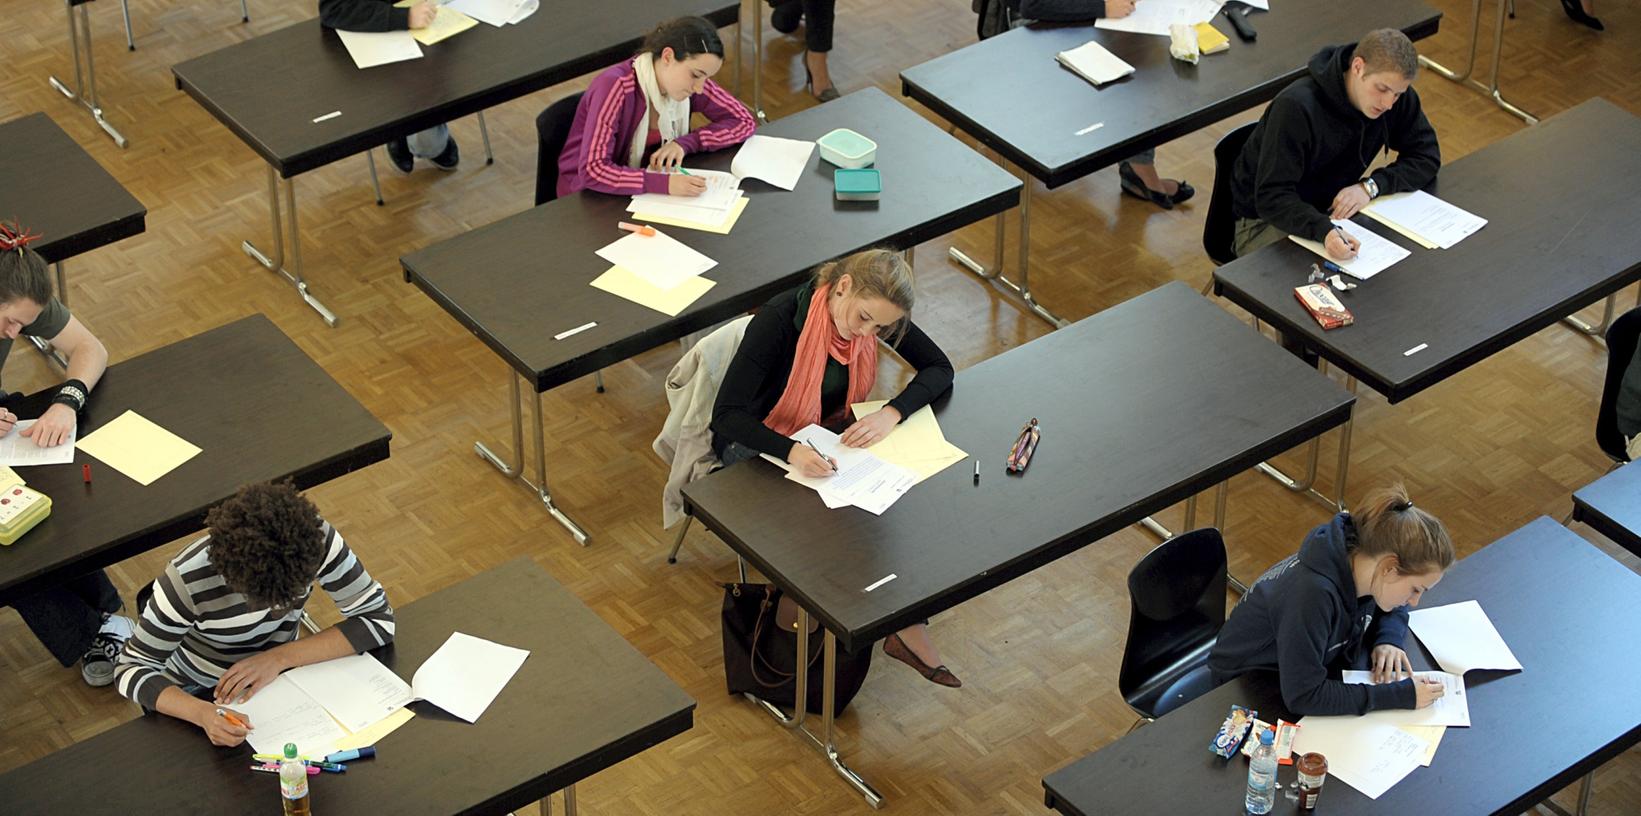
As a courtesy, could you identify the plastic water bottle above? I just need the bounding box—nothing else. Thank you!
[280,742,311,816]
[1245,728,1277,815]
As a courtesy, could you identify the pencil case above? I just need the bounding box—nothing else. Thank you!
[0,482,51,545]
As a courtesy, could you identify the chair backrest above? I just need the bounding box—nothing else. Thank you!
[1203,122,1258,266]
[1597,306,1641,462]
[534,91,586,206]
[1118,527,1228,699]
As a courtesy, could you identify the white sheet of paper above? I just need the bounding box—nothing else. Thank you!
[783,425,917,515]
[1292,715,1426,799]
[0,420,76,466]
[1288,219,1411,280]
[1362,190,1488,250]
[1408,600,1523,674]
[1240,0,1269,9]
[1342,670,1470,727]
[228,673,348,759]
[594,228,716,290]
[410,632,530,723]
[506,0,537,24]
[1096,0,1223,36]
[444,0,517,26]
[282,653,415,733]
[626,195,739,227]
[336,29,424,69]
[730,135,815,191]
[1056,41,1136,86]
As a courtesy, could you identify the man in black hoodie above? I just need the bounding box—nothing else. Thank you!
[1230,28,1440,259]
[319,0,462,173]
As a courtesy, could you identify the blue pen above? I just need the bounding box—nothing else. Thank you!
[1320,259,1349,276]
[324,747,375,764]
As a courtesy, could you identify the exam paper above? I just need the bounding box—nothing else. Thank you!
[1343,670,1470,727]
[731,135,815,191]
[75,410,201,486]
[411,632,531,723]
[594,228,716,290]
[0,421,76,467]
[1096,0,1222,36]
[850,401,967,483]
[444,0,517,26]
[1408,600,1523,674]
[1362,190,1487,250]
[336,29,424,69]
[770,424,918,515]
[1288,219,1411,280]
[1056,41,1136,86]
[283,653,415,733]
[230,673,349,760]
[1292,715,1426,799]
[633,196,750,234]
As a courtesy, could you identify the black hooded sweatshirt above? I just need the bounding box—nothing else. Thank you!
[1208,512,1417,715]
[1230,43,1441,243]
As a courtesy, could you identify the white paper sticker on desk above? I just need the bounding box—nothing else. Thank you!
[335,29,423,70]
[1288,220,1411,280]
[1362,190,1488,250]
[75,410,201,486]
[1055,41,1135,87]
[594,228,716,290]
[0,421,76,467]
[1408,599,1523,674]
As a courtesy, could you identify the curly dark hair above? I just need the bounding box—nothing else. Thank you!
[207,482,326,611]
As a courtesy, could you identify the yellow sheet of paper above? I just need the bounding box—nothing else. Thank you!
[333,706,415,752]
[1398,725,1444,766]
[75,410,202,486]
[850,400,968,483]
[392,0,478,45]
[590,266,716,317]
[632,196,750,235]
[1194,22,1230,54]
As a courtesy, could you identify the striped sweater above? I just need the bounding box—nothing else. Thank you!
[556,58,756,198]
[115,522,394,710]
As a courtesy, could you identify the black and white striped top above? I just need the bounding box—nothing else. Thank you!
[115,521,394,710]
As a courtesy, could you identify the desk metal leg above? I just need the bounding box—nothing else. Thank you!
[946,169,1070,329]
[365,151,385,206]
[1255,376,1356,512]
[476,111,495,165]
[732,6,742,97]
[666,515,692,563]
[242,166,339,326]
[120,0,134,50]
[240,0,250,23]
[746,608,884,808]
[1563,293,1617,338]
[1535,770,1593,816]
[1418,0,1537,125]
[49,2,128,148]
[474,372,591,545]
[563,784,577,816]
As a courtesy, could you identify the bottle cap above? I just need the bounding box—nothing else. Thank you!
[284,743,299,758]
[1259,729,1275,745]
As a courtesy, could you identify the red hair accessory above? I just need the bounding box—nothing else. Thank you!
[0,223,42,253]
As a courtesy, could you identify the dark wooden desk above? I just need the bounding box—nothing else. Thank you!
[0,112,145,265]
[170,0,740,326]
[0,559,695,816]
[682,282,1354,806]
[403,87,1020,544]
[0,315,390,607]
[1043,516,1641,816]
[898,0,1440,325]
[1215,99,1641,405]
[1573,459,1641,557]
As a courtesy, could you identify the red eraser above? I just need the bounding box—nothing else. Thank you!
[82,463,91,483]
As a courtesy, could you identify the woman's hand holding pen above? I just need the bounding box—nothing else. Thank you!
[408,0,438,29]
[840,406,900,448]
[789,442,836,478]
[198,701,253,747]
[0,407,16,436]
[1413,677,1445,709]
[1324,227,1360,261]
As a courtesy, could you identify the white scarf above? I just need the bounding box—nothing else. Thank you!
[628,53,692,169]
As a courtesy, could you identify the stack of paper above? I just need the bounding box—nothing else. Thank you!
[336,30,423,69]
[445,0,536,27]
[850,401,967,482]
[392,0,478,45]
[1288,219,1411,280]
[761,424,917,515]
[1291,715,1428,799]
[0,420,76,467]
[1095,0,1223,36]
[630,170,747,231]
[590,227,718,316]
[1361,190,1488,250]
[1055,41,1136,87]
[1407,600,1523,674]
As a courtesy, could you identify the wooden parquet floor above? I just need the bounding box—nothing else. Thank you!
[2,0,1639,813]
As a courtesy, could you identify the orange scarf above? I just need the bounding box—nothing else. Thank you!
[763,283,878,437]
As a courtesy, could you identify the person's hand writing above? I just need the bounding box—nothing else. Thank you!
[408,1,437,29]
[839,406,901,448]
[1323,228,1360,260]
[1330,184,1371,220]
[198,703,253,747]
[1370,644,1414,683]
[667,174,706,197]
[214,650,289,705]
[21,404,76,448]
[1413,677,1445,709]
[1106,0,1137,18]
[788,443,836,478]
[649,141,687,171]
[0,408,16,437]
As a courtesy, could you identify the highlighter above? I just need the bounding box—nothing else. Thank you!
[324,747,376,764]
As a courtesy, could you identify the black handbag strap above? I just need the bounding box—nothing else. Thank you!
[747,585,820,688]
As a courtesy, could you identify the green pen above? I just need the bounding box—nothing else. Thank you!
[676,168,693,176]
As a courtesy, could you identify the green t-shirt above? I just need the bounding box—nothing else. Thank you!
[0,298,71,391]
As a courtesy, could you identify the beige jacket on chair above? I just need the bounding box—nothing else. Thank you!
[653,315,753,528]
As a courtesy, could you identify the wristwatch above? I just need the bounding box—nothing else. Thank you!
[1360,177,1379,199]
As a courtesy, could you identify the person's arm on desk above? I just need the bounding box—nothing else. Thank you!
[839,320,953,448]
[23,314,107,448]
[318,0,430,31]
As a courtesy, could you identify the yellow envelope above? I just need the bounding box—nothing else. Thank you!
[632,196,750,235]
[333,707,415,752]
[392,0,478,46]
[590,266,715,317]
[75,410,202,486]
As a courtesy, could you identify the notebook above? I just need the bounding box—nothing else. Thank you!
[1055,41,1135,87]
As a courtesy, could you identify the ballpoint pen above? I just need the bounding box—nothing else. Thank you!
[804,438,838,472]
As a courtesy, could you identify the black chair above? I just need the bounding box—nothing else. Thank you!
[1202,122,1258,269]
[1118,527,1228,731]
[1597,305,1641,463]
[534,91,586,206]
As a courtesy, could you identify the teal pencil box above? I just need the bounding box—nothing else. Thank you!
[834,168,881,201]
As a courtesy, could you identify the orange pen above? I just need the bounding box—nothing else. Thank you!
[216,707,251,729]
[617,221,656,237]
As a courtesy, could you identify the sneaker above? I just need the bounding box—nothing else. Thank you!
[430,136,460,171]
[384,137,414,173]
[81,614,134,688]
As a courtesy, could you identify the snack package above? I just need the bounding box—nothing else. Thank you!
[1210,705,1256,758]
[1240,719,1302,765]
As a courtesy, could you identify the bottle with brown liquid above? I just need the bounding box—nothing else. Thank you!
[1295,751,1328,811]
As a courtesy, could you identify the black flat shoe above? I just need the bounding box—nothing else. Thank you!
[431,136,460,171]
[771,0,802,34]
[384,137,413,173]
[1118,161,1194,210]
[883,632,961,688]
[1560,0,1604,30]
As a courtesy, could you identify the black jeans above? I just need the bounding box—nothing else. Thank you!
[14,568,121,667]
[777,0,836,52]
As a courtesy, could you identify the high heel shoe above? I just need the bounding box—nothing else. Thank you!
[803,51,841,103]
[1118,161,1195,210]
[883,632,961,688]
[1560,0,1604,30]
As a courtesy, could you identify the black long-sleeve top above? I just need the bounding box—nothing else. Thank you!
[711,282,954,462]
[319,0,409,31]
